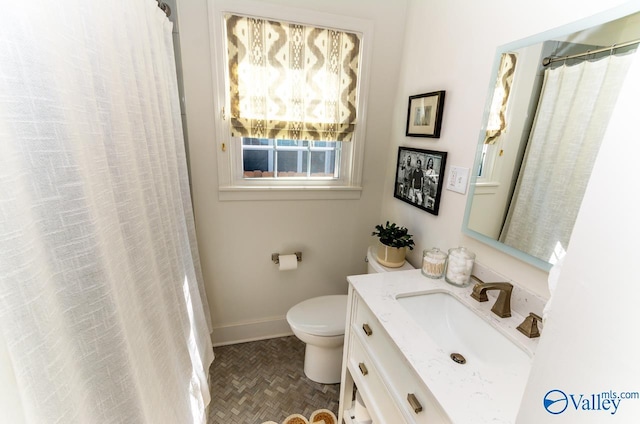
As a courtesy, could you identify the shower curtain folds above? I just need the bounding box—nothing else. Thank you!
[500,53,634,264]
[0,1,213,423]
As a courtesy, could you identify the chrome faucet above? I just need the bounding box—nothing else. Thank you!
[470,275,513,318]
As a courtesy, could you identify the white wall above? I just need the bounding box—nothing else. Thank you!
[380,0,635,297]
[177,0,408,345]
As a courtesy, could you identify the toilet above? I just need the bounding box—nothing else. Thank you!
[286,245,414,384]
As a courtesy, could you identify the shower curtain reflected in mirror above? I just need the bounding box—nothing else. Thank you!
[500,53,635,264]
[0,2,213,423]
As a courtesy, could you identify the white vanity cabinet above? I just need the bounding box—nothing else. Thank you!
[338,287,450,424]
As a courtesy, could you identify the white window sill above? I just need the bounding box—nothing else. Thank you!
[218,185,363,201]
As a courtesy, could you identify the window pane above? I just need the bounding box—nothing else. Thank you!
[277,151,304,175]
[311,150,335,176]
[243,150,271,173]
[303,151,308,174]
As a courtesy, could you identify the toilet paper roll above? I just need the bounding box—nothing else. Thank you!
[278,254,298,271]
[354,392,371,423]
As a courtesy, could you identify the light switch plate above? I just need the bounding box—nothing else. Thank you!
[446,166,469,194]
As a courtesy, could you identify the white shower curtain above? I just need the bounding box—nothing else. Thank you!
[500,53,634,263]
[0,1,214,423]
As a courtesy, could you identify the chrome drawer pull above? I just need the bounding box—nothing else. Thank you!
[362,323,373,336]
[407,393,423,414]
[358,362,368,376]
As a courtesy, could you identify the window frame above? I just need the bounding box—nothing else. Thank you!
[208,0,373,201]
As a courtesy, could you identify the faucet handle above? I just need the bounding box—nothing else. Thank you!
[517,312,542,338]
[469,275,488,302]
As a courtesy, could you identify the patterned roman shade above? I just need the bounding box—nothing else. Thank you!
[225,14,361,142]
[485,53,517,144]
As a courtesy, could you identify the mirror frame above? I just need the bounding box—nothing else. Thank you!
[462,1,640,272]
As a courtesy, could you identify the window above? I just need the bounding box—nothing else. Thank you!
[477,143,499,179]
[209,1,373,200]
[478,53,518,180]
[484,53,517,145]
[242,139,340,179]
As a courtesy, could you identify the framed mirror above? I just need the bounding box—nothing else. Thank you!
[462,4,640,271]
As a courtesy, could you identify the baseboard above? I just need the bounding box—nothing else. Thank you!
[211,316,293,347]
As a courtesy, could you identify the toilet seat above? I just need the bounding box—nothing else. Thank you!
[286,295,347,337]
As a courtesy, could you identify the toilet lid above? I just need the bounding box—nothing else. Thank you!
[286,295,348,337]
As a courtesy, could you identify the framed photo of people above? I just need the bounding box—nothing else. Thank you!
[394,147,447,215]
[405,91,446,138]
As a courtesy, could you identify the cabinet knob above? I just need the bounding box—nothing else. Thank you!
[358,362,368,376]
[362,323,373,336]
[407,393,423,414]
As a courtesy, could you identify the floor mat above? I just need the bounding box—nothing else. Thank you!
[262,408,337,424]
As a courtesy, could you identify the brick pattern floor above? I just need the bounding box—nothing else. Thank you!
[207,336,340,424]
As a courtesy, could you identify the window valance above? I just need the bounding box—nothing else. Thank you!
[485,53,517,145]
[225,14,361,142]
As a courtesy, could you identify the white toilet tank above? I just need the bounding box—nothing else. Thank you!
[366,245,415,273]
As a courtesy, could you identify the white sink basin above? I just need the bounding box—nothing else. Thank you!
[396,291,531,371]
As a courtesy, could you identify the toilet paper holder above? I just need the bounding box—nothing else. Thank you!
[271,252,302,264]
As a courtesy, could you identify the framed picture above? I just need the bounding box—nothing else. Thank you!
[394,147,447,215]
[405,91,446,138]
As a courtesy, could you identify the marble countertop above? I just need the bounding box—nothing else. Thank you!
[347,269,540,424]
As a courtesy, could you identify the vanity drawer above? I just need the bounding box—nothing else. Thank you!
[352,296,404,379]
[353,295,450,424]
[347,332,405,424]
[353,294,382,342]
[385,352,449,423]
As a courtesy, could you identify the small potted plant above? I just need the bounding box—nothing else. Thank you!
[372,221,415,267]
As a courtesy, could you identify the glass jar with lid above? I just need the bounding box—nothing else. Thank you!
[422,247,447,279]
[445,247,475,287]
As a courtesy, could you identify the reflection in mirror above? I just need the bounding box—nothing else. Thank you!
[464,8,640,270]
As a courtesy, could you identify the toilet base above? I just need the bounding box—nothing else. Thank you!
[303,343,343,384]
